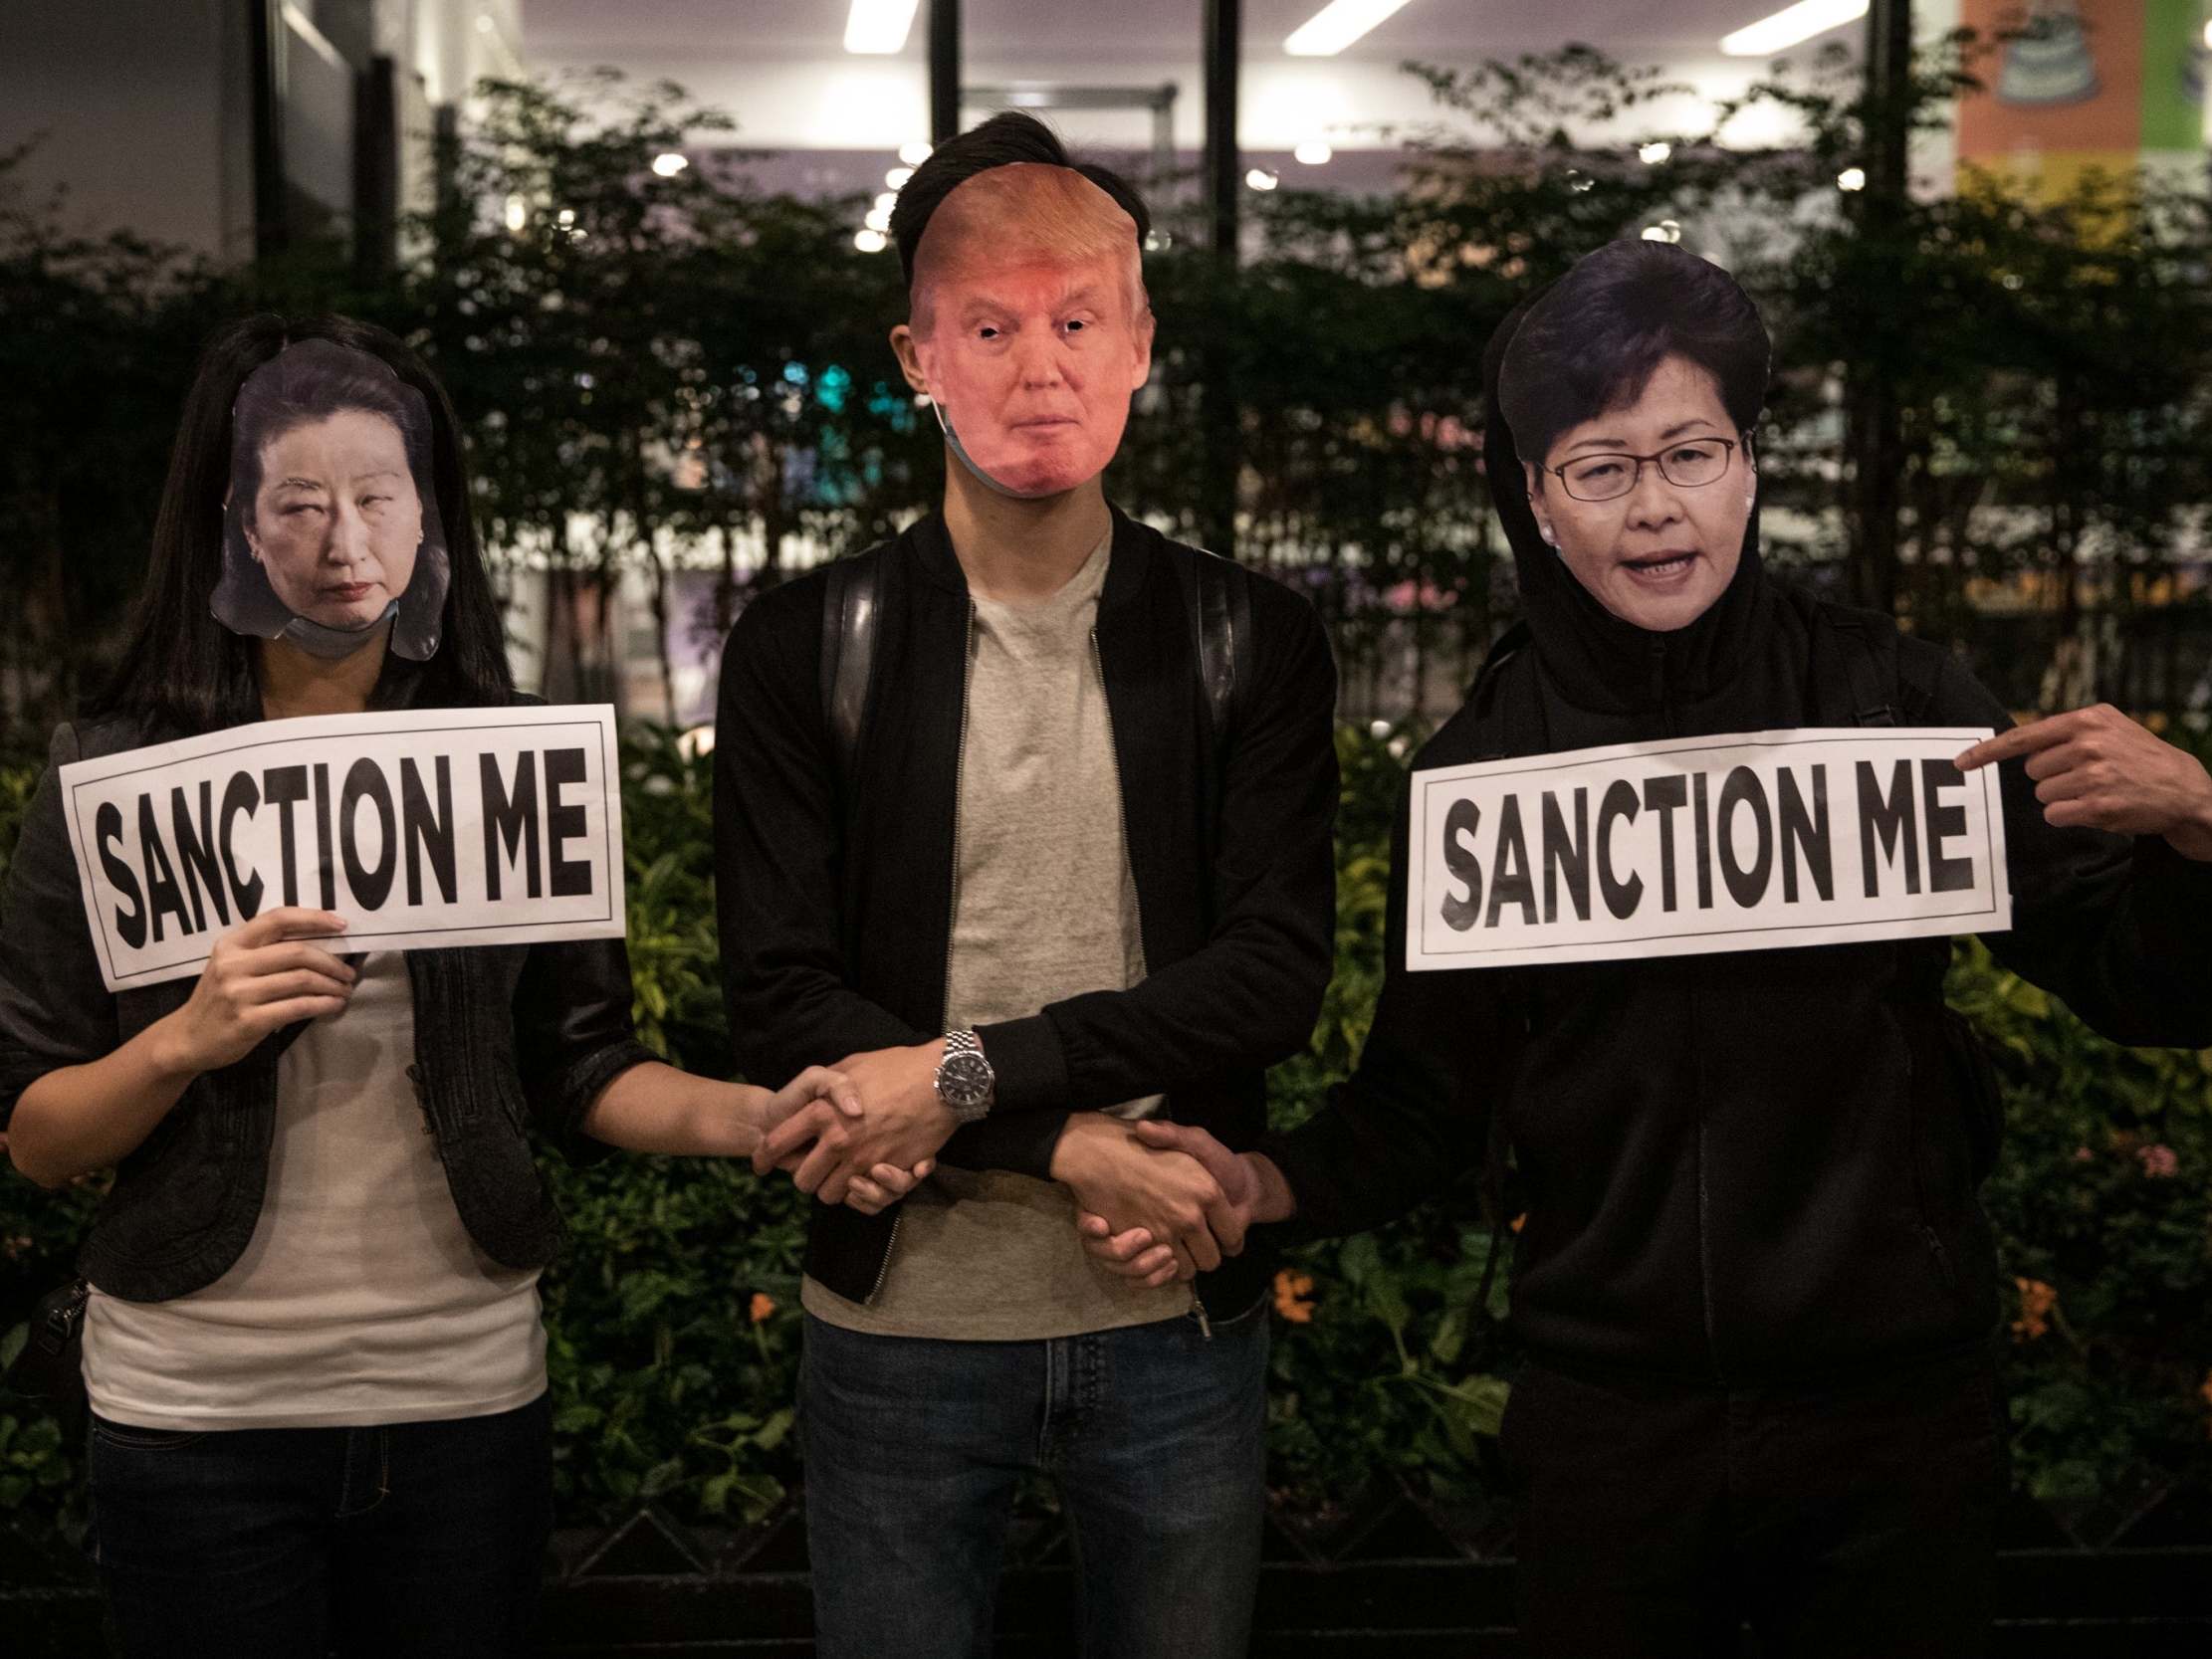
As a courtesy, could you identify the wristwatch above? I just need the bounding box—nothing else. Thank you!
[934,1028,995,1124]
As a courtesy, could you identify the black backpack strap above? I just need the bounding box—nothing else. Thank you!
[1829,613,1901,727]
[1891,633,1944,725]
[818,552,882,781]
[1188,548,1254,765]
[1816,603,1947,729]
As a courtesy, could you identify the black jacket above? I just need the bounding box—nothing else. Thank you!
[0,706,656,1303]
[714,508,1339,1318]
[1259,404,2212,1385]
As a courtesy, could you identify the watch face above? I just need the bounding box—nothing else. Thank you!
[938,1051,994,1111]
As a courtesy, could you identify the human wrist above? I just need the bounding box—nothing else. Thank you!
[1246,1151,1297,1224]
[140,1009,208,1085]
[718,1082,776,1157]
[2166,791,2212,862]
[1046,1112,1114,1184]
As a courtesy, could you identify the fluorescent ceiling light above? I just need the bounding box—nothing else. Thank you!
[1720,0,1869,57]
[845,0,921,55]
[1284,0,1417,58]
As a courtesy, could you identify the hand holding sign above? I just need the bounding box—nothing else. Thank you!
[1955,705,2212,861]
[157,907,356,1076]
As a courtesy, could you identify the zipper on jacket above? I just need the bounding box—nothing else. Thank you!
[1654,641,1725,1381]
[1090,627,1202,1327]
[1089,628,1152,1008]
[1901,1046,1962,1297]
[1689,967,1722,1379]
[865,602,977,1306]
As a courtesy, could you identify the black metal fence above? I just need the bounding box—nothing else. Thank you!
[9,1475,2210,1656]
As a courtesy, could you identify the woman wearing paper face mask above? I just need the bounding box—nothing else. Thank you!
[1081,240,2212,1656]
[0,316,927,1659]
[213,337,449,661]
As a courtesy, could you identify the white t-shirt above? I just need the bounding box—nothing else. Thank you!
[84,950,547,1429]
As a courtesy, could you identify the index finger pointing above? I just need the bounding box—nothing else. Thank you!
[1955,716,2079,772]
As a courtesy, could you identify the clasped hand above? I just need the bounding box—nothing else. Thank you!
[754,1040,954,1207]
[1060,1117,1278,1288]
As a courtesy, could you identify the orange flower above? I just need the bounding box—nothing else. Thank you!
[749,1292,776,1325]
[1273,1269,1316,1325]
[1508,1213,1527,1234]
[2012,1277,2057,1342]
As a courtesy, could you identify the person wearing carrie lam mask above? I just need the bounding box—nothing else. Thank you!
[1078,239,2212,1657]
[712,112,1337,1658]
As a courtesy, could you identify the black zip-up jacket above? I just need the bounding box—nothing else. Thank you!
[714,507,1339,1319]
[0,701,657,1303]
[1259,406,2212,1385]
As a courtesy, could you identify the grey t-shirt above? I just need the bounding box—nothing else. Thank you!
[802,536,1193,1339]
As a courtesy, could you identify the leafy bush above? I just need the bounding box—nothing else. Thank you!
[4,725,2211,1545]
[1959,934,2212,1507]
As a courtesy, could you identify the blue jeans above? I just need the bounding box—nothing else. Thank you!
[85,1394,552,1659]
[801,1307,1270,1659]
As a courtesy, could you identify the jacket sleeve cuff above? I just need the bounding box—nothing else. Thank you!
[1249,1128,1335,1249]
[553,1039,659,1164]
[2133,832,2212,966]
[974,1014,1069,1116]
[0,1050,53,1135]
[941,1109,1071,1181]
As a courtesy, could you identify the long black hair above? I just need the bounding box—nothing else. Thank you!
[91,314,513,736]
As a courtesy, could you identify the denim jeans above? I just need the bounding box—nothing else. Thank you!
[1498,1348,2006,1658]
[800,1306,1270,1659]
[86,1393,552,1659]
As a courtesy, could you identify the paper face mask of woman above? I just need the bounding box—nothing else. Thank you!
[893,164,1154,501]
[214,338,449,661]
[245,407,422,631]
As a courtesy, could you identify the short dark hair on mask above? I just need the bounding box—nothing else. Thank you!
[890,110,1150,286]
[1495,240,1770,467]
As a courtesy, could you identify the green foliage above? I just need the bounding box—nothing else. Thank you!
[615,726,731,1071]
[1259,722,1521,1501]
[1957,932,2212,1505]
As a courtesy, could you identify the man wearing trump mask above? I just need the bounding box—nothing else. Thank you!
[713,113,1339,1657]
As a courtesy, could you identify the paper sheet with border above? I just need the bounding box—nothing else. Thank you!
[60,705,626,991]
[1409,727,2010,972]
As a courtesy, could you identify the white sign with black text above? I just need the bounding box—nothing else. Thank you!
[61,705,625,990]
[1409,728,2010,972]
